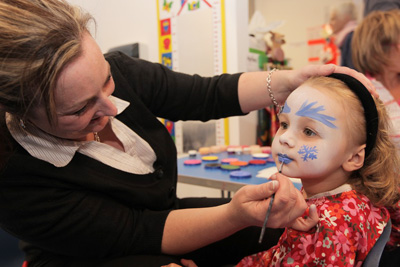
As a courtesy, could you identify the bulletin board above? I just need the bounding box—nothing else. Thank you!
[156,0,228,154]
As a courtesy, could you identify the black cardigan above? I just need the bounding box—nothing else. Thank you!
[0,52,244,262]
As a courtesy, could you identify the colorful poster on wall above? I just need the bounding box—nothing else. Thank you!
[156,0,228,154]
[307,24,339,65]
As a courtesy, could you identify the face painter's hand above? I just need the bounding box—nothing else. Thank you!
[264,173,310,228]
[226,179,279,228]
[292,64,378,98]
[228,173,308,229]
[291,204,319,231]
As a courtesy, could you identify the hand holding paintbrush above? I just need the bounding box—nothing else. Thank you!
[258,156,319,243]
[258,161,284,243]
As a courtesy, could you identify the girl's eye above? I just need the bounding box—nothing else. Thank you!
[280,121,288,129]
[304,128,316,137]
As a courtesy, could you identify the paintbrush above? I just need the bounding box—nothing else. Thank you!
[258,161,284,243]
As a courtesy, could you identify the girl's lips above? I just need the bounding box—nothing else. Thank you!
[278,153,293,164]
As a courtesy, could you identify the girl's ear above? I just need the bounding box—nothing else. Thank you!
[343,144,366,172]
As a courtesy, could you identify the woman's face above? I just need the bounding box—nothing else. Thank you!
[386,42,400,74]
[27,33,117,141]
[271,85,355,185]
[329,10,351,35]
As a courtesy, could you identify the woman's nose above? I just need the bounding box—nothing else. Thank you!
[97,79,117,117]
[279,130,295,148]
[99,96,118,117]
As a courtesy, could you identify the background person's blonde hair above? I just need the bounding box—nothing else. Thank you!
[303,76,400,208]
[352,9,400,76]
[0,0,94,125]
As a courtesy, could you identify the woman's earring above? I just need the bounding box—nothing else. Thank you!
[19,119,26,129]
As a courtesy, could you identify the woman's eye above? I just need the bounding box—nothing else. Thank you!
[73,106,87,116]
[304,128,316,136]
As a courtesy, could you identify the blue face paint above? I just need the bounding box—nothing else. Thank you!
[281,102,291,114]
[278,153,293,164]
[295,100,337,129]
[298,145,318,161]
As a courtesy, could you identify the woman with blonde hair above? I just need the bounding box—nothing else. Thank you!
[352,9,400,266]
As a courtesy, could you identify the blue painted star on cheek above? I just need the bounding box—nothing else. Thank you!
[298,145,318,161]
[295,100,337,129]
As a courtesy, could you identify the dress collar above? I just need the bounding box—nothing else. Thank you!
[306,184,353,200]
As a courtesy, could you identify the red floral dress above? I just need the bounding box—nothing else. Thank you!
[237,187,389,267]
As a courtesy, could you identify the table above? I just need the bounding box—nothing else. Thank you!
[178,151,301,197]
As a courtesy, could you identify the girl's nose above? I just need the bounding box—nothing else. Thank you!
[279,130,295,148]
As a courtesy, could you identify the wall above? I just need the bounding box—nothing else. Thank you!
[67,0,158,61]
[67,0,250,71]
[253,0,364,70]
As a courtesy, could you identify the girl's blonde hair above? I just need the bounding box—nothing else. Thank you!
[304,76,400,208]
[0,0,93,125]
[352,9,400,76]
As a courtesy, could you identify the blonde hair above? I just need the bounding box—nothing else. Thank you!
[352,9,400,76]
[0,0,93,125]
[304,76,400,208]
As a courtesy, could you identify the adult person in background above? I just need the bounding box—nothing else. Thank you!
[0,0,375,266]
[328,2,358,68]
[352,8,400,267]
[339,0,400,70]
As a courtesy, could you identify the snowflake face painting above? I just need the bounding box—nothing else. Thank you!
[272,84,355,184]
[298,145,318,161]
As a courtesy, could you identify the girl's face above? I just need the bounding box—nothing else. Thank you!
[272,85,358,189]
[27,33,118,141]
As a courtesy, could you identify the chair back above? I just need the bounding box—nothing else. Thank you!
[363,219,392,267]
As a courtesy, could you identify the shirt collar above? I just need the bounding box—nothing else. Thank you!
[6,96,130,167]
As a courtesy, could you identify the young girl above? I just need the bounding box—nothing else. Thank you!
[237,73,400,266]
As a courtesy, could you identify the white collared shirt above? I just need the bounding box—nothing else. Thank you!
[6,96,156,174]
